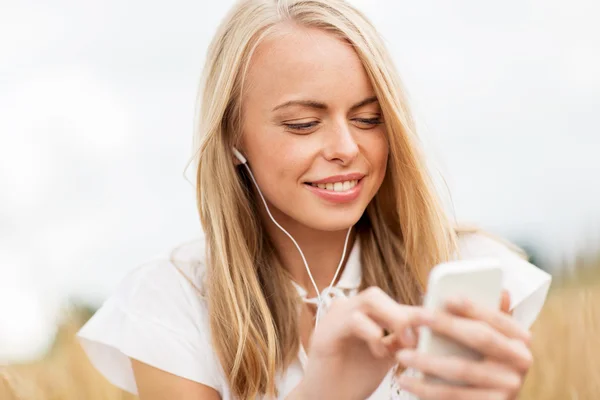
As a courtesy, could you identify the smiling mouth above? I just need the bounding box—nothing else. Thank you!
[305,179,360,192]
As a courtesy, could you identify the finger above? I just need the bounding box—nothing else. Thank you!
[500,290,512,315]
[397,375,506,400]
[445,296,531,345]
[381,332,400,351]
[381,326,419,353]
[396,349,522,390]
[347,311,389,358]
[421,311,533,372]
[355,287,431,347]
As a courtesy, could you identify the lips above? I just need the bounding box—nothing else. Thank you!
[304,176,364,204]
[308,172,365,185]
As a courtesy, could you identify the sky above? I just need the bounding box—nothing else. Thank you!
[1,0,599,362]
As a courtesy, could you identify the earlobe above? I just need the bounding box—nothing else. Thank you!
[232,147,247,165]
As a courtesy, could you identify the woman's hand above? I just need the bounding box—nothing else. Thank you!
[291,287,431,400]
[395,292,533,400]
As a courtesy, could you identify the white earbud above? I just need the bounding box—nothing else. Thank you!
[232,147,247,164]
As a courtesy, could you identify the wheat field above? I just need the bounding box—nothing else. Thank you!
[1,269,599,400]
[520,267,600,399]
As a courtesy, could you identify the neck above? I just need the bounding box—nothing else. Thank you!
[261,207,356,298]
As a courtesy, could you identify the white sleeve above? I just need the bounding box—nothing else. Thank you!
[458,233,552,329]
[76,258,225,395]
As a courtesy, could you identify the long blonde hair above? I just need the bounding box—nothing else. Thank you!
[194,0,459,397]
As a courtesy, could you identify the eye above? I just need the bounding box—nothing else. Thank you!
[283,121,320,134]
[352,117,383,129]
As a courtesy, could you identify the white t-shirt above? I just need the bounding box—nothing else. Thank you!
[77,233,551,399]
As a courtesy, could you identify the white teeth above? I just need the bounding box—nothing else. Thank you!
[311,179,359,192]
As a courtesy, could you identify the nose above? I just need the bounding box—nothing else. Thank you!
[322,120,359,166]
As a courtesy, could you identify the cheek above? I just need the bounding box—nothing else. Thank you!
[365,129,389,175]
[362,131,389,198]
[250,137,313,193]
[252,148,314,216]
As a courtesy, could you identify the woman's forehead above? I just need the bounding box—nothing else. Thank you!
[243,24,374,108]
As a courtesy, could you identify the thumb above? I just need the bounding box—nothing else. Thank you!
[500,289,512,315]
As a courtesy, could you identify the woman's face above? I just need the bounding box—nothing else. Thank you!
[240,24,388,232]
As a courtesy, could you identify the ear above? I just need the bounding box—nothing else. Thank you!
[232,147,247,166]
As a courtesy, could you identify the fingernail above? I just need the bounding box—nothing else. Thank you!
[513,339,532,359]
[396,349,413,365]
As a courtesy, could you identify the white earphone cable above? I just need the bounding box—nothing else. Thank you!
[241,161,352,326]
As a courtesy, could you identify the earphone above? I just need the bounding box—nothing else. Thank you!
[231,147,352,326]
[232,147,247,164]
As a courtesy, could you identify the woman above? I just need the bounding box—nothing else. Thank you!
[77,0,551,398]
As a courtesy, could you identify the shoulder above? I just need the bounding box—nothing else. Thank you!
[456,231,552,329]
[77,238,227,396]
[457,230,528,261]
[111,238,209,319]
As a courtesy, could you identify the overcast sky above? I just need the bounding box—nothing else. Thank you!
[1,0,599,361]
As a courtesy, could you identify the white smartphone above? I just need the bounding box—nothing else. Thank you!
[416,258,503,385]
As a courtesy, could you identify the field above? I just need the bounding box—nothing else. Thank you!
[520,267,600,399]
[1,268,599,399]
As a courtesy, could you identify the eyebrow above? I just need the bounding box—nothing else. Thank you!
[272,96,379,112]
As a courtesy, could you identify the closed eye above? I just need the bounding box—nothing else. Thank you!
[283,117,383,134]
[352,117,383,128]
[284,121,319,131]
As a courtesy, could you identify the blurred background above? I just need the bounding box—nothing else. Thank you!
[1,0,599,398]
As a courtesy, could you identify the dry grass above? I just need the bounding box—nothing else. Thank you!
[520,268,600,399]
[1,269,599,400]
[0,311,136,400]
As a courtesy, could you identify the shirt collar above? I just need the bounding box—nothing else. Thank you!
[291,239,362,297]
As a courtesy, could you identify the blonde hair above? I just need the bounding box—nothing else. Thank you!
[194,0,459,397]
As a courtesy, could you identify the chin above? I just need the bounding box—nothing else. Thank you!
[300,209,365,232]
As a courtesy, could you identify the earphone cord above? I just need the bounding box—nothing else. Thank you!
[241,162,352,327]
